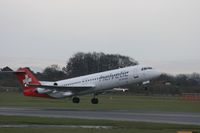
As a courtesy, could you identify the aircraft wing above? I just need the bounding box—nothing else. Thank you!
[29,84,95,93]
[93,88,129,95]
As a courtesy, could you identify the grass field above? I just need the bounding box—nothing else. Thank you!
[0,92,200,112]
[0,92,200,133]
[0,115,200,133]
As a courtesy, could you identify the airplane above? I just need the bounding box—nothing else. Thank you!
[2,65,161,104]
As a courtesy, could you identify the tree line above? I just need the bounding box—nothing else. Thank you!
[37,52,138,80]
[127,73,200,95]
[0,52,200,95]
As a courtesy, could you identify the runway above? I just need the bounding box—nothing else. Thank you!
[0,107,200,125]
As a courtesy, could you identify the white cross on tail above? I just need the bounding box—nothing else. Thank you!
[23,75,32,86]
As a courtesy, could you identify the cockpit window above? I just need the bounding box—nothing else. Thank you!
[141,67,153,71]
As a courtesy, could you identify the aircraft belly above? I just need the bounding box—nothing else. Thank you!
[95,80,119,91]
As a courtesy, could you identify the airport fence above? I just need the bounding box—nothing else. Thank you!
[182,93,200,101]
[0,86,21,92]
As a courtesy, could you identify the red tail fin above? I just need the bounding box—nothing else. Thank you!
[15,68,49,98]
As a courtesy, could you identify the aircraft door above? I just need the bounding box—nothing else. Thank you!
[132,68,140,83]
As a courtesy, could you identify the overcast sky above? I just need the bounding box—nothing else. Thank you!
[0,0,199,74]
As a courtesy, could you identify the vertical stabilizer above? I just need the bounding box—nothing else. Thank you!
[15,68,49,98]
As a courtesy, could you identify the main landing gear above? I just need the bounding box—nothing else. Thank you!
[72,97,80,104]
[91,98,98,104]
[72,95,99,104]
[91,94,99,104]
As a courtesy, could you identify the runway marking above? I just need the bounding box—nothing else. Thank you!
[0,107,200,126]
[0,124,112,129]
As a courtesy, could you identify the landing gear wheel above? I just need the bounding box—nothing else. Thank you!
[72,97,80,104]
[91,98,99,104]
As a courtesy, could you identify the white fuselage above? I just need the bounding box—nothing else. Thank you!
[41,65,160,98]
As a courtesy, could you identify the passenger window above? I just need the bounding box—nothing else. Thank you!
[142,67,152,71]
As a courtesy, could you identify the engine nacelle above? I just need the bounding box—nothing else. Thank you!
[113,88,129,92]
[142,80,150,85]
[36,88,52,94]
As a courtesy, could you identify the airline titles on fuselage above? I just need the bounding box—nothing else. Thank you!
[99,71,129,81]
[63,71,129,86]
